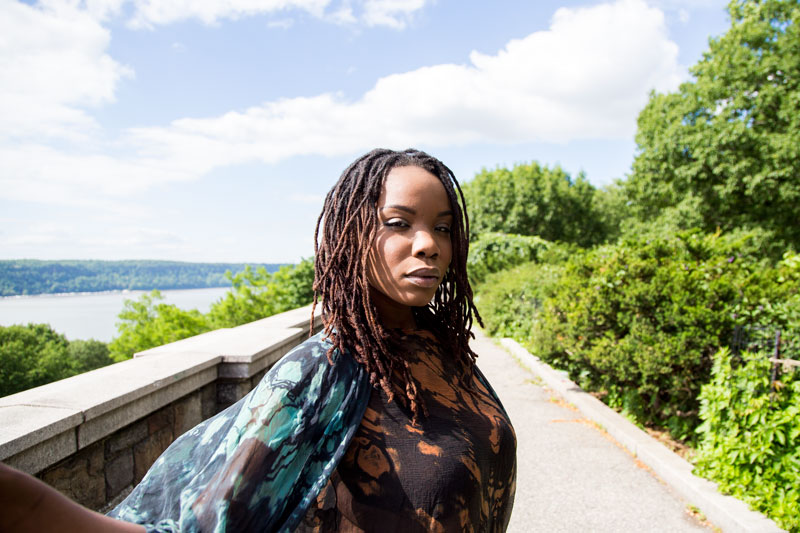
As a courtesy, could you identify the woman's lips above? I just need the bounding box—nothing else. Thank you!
[405,268,441,288]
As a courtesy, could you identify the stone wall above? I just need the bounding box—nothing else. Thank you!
[0,305,321,510]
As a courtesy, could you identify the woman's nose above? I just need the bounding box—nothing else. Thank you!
[412,229,439,258]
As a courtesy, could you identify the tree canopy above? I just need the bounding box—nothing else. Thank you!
[0,324,113,397]
[0,260,284,297]
[626,0,800,252]
[462,162,609,247]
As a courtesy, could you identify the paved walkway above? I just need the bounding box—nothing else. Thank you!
[472,329,710,532]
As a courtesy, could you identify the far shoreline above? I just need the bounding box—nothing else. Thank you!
[0,286,232,300]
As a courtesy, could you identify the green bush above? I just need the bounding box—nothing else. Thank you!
[0,324,73,396]
[0,324,116,397]
[207,258,314,328]
[475,260,565,347]
[467,232,551,285]
[67,339,115,373]
[109,290,213,361]
[695,347,800,531]
[730,252,800,359]
[527,230,775,440]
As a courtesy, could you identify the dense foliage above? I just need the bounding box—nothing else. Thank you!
[474,260,563,347]
[693,252,799,530]
[207,259,315,329]
[467,232,552,284]
[108,291,213,362]
[695,348,800,532]
[0,324,113,396]
[478,231,790,441]
[462,162,610,247]
[626,0,800,254]
[0,260,283,296]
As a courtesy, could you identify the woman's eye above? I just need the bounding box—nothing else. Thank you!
[384,219,409,228]
[436,225,452,233]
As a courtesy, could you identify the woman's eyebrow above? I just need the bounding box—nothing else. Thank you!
[380,205,453,217]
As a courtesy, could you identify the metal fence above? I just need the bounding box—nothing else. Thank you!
[730,325,800,389]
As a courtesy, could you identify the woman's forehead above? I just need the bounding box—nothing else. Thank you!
[378,165,450,207]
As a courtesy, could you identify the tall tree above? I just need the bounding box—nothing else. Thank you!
[0,324,74,397]
[462,162,606,246]
[627,0,800,252]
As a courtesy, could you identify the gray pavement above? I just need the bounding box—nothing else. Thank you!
[471,329,711,533]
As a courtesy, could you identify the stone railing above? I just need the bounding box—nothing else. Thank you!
[0,305,321,511]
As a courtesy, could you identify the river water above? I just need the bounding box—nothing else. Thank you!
[0,287,230,342]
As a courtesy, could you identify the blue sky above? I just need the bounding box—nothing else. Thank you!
[1,0,730,263]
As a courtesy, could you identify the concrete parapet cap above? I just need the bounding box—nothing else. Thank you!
[0,304,321,472]
[0,352,220,417]
[135,304,321,361]
[243,304,321,331]
[0,351,221,463]
[0,404,82,461]
[138,327,303,361]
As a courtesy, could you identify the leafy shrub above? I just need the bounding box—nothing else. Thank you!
[468,232,551,285]
[0,324,74,396]
[695,347,800,531]
[730,252,800,359]
[109,290,212,361]
[67,339,114,373]
[207,258,314,328]
[0,324,115,396]
[528,230,775,441]
[475,260,565,347]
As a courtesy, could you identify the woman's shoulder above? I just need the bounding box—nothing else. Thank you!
[254,330,363,400]
[272,331,349,371]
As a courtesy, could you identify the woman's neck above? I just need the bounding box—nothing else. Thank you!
[369,287,416,329]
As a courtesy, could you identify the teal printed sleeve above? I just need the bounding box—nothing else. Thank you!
[108,332,372,533]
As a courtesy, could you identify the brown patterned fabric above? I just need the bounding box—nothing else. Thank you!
[297,331,517,532]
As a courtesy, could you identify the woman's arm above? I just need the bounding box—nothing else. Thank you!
[0,462,145,533]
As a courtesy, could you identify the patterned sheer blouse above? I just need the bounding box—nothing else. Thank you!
[297,330,517,533]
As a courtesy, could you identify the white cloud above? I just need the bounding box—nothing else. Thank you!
[0,0,430,142]
[79,227,185,248]
[0,144,191,210]
[361,0,427,29]
[1,0,682,209]
[122,0,431,29]
[647,0,722,9]
[125,0,680,168]
[3,223,72,247]
[126,0,330,28]
[0,223,187,260]
[0,1,132,141]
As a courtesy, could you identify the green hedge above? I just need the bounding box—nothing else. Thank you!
[467,232,552,285]
[695,347,800,531]
[474,260,564,346]
[533,231,783,440]
[478,230,788,441]
[0,324,113,397]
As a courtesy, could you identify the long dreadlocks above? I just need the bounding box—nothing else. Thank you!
[311,148,482,423]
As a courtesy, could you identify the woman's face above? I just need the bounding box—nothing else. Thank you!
[367,165,453,329]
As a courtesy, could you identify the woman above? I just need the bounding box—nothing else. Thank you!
[0,148,516,532]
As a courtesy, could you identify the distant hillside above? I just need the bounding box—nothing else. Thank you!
[0,260,284,297]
